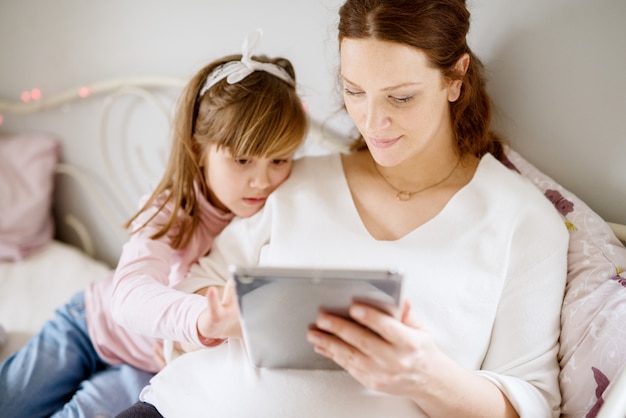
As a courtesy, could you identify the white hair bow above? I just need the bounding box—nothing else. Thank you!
[199,29,294,97]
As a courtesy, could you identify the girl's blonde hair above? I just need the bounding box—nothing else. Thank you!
[125,54,308,249]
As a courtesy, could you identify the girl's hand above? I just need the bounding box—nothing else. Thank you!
[196,280,242,344]
[153,341,167,370]
[306,299,439,398]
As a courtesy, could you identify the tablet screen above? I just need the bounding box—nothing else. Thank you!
[231,265,403,370]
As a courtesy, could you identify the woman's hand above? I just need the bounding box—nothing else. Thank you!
[196,280,242,344]
[306,299,439,398]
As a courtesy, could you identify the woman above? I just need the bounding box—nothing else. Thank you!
[123,1,568,417]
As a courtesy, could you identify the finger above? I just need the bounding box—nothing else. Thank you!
[153,342,166,369]
[318,304,414,362]
[349,303,403,341]
[313,313,392,363]
[400,299,422,328]
[222,279,236,305]
[349,299,422,344]
[205,286,222,316]
[307,326,366,369]
[400,299,411,323]
[154,354,166,370]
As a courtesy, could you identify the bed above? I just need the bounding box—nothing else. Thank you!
[0,78,189,361]
[1,78,625,418]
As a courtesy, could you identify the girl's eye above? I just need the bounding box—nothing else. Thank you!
[235,158,251,165]
[272,158,290,165]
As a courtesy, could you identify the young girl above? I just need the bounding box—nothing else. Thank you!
[0,30,308,418]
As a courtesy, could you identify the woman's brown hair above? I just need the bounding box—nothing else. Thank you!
[125,54,308,249]
[338,0,504,159]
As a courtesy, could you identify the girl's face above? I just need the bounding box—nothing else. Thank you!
[203,144,293,217]
[340,38,463,167]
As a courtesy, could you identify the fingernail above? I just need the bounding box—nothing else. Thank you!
[317,318,331,329]
[351,306,365,319]
[307,333,321,344]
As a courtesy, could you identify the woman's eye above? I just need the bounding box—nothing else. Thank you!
[343,88,362,96]
[391,95,414,103]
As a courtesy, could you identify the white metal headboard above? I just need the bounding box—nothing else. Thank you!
[0,77,624,260]
[0,77,186,261]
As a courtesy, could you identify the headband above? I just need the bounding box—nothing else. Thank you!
[199,29,295,97]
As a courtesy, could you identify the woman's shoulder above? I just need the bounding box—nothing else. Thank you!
[282,152,343,186]
[264,153,346,210]
[475,153,567,237]
[477,153,549,202]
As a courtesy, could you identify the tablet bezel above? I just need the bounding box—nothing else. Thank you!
[231,265,403,370]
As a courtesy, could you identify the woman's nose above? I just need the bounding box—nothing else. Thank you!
[364,99,391,131]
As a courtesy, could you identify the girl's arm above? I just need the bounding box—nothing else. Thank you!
[110,200,213,345]
[112,196,274,345]
[110,233,210,345]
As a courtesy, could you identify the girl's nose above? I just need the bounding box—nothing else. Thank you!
[249,167,271,189]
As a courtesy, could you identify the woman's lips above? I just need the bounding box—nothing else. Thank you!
[368,136,401,149]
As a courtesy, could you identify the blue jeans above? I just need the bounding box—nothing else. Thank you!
[0,292,154,418]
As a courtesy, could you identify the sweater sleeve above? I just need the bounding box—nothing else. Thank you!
[111,238,208,345]
[110,197,219,346]
[476,204,569,418]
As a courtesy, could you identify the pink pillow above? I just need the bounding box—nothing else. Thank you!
[503,148,626,418]
[0,133,60,261]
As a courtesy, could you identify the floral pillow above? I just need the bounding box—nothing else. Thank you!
[503,148,626,418]
[0,133,60,261]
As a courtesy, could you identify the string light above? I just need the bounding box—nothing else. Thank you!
[19,88,42,103]
[0,76,187,116]
[30,88,42,101]
[78,86,90,98]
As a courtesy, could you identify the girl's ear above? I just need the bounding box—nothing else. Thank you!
[447,53,470,103]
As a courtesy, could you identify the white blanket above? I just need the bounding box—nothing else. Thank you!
[0,241,109,362]
[141,339,426,418]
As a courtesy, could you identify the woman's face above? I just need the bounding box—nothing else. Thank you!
[340,38,461,167]
[203,144,293,218]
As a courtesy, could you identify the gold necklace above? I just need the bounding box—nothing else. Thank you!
[371,156,462,201]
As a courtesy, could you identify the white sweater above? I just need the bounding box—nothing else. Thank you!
[143,152,568,418]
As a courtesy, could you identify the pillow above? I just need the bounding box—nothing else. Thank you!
[502,148,626,418]
[0,133,60,261]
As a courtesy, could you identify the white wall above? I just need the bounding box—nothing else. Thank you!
[1,0,624,265]
[470,0,626,231]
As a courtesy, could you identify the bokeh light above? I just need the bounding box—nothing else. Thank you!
[30,88,42,100]
[78,87,90,98]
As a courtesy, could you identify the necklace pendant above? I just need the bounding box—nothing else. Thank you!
[396,191,411,201]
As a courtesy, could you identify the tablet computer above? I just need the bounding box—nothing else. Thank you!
[231,265,403,370]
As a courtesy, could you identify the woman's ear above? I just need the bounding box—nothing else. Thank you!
[448,53,470,102]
